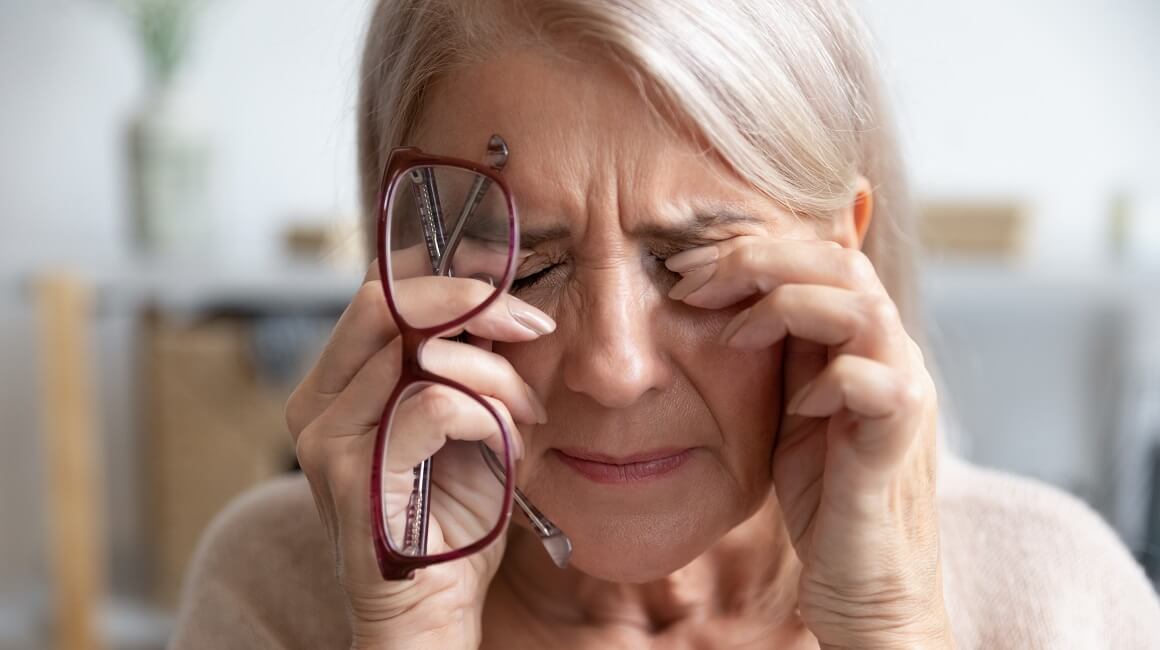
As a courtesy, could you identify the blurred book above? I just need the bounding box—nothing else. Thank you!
[282,216,366,272]
[918,198,1028,259]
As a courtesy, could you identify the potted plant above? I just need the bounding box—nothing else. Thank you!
[107,0,215,258]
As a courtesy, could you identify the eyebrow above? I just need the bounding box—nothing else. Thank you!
[517,209,766,248]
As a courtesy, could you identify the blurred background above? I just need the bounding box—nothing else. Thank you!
[1,0,1158,648]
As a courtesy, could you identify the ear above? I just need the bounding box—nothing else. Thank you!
[828,175,874,249]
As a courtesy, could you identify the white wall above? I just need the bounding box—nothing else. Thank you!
[2,0,1158,271]
[862,0,1160,264]
[0,0,369,271]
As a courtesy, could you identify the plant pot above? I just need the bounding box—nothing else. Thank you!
[128,85,213,260]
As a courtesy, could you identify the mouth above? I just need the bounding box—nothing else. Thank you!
[552,447,694,484]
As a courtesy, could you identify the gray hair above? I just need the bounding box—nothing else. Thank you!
[356,0,922,339]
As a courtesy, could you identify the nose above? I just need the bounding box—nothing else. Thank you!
[560,263,671,409]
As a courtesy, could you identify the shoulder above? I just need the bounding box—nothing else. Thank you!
[936,452,1160,649]
[168,474,350,650]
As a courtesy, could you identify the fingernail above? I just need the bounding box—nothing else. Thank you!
[665,245,718,273]
[786,379,817,416]
[508,298,556,335]
[718,307,752,345]
[525,383,549,424]
[668,263,716,301]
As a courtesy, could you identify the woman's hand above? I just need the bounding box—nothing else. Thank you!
[285,259,554,650]
[666,237,953,649]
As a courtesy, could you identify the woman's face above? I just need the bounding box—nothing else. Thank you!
[413,49,822,582]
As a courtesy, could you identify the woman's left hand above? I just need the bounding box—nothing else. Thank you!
[666,236,953,649]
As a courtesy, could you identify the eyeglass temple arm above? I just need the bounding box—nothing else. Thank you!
[400,167,449,556]
[412,167,448,274]
[411,135,573,568]
[459,137,572,568]
[479,445,572,569]
[437,135,510,277]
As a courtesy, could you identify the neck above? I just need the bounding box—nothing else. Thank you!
[495,493,802,634]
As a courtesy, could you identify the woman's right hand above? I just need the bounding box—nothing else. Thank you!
[285,258,554,649]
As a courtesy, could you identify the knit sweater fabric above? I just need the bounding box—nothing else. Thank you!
[168,453,1160,648]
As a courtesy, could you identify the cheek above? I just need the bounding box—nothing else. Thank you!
[681,330,784,484]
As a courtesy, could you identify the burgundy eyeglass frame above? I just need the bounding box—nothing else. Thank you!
[370,145,520,581]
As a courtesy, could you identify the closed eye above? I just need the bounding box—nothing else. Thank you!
[509,243,713,293]
[511,263,562,292]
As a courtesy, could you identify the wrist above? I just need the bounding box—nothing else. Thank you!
[351,622,479,650]
[812,604,954,650]
[346,582,486,650]
[349,598,482,650]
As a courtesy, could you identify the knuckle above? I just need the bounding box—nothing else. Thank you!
[354,280,386,313]
[415,386,460,424]
[830,352,858,377]
[840,249,877,287]
[895,377,926,409]
[908,337,927,365]
[764,284,795,316]
[862,294,900,332]
[285,387,307,437]
[294,426,327,480]
[733,243,763,272]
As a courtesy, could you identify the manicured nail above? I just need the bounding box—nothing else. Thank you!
[786,380,817,416]
[665,245,719,273]
[668,263,716,301]
[525,383,549,424]
[508,298,556,335]
[718,307,753,345]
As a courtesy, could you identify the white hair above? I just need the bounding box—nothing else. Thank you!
[357,0,922,338]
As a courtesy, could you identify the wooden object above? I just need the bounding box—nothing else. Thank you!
[144,313,296,607]
[918,199,1028,258]
[35,273,106,650]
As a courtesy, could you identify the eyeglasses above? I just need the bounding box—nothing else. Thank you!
[372,135,572,580]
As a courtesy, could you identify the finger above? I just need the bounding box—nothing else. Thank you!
[385,385,522,472]
[287,278,553,439]
[667,239,888,310]
[786,354,927,482]
[392,275,556,336]
[325,336,548,433]
[311,279,399,397]
[718,284,907,364]
[318,276,550,395]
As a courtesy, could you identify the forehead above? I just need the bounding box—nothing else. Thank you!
[409,48,790,236]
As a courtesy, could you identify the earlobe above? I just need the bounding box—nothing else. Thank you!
[830,175,874,249]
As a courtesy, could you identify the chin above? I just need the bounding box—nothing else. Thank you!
[515,449,763,582]
[541,488,742,583]
[566,514,720,583]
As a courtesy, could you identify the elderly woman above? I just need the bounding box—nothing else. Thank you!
[170,1,1160,648]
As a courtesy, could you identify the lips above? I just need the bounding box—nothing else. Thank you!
[553,447,693,483]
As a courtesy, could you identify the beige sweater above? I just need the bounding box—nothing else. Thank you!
[169,454,1160,649]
